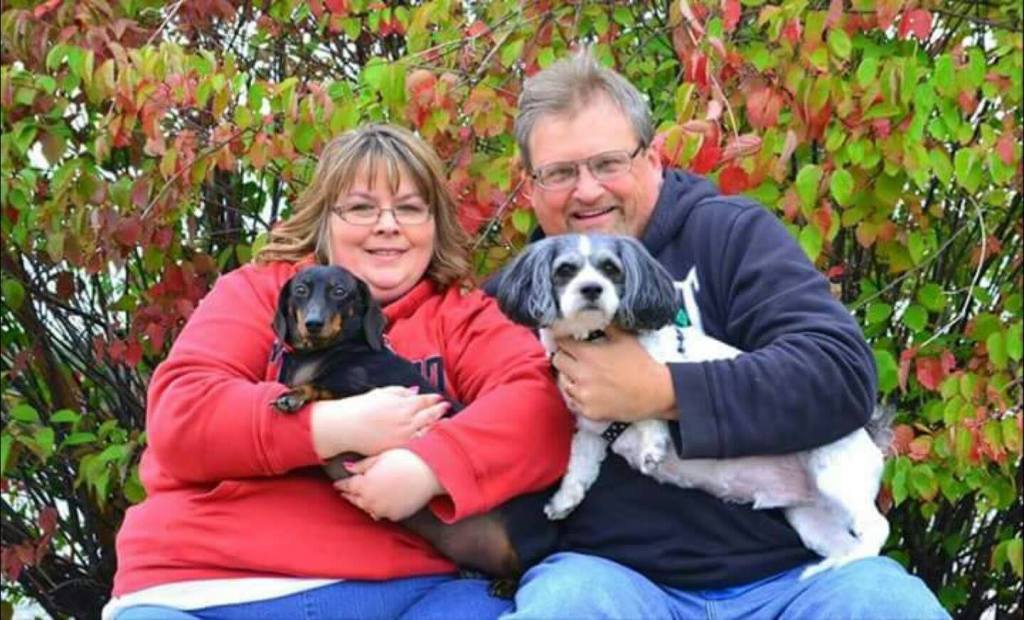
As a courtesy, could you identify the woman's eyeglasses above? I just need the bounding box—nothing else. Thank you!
[331,203,433,226]
[531,144,646,191]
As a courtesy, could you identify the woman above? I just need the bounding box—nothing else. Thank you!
[104,125,572,619]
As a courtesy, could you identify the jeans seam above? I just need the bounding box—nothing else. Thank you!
[705,599,718,620]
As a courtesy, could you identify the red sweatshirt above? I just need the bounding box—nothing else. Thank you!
[112,260,572,596]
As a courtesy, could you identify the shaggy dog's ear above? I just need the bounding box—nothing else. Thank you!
[495,239,560,328]
[615,236,680,330]
[273,276,294,346]
[356,278,387,351]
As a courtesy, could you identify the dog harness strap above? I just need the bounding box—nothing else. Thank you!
[601,421,631,445]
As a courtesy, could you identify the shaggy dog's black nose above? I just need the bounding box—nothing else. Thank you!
[580,284,603,301]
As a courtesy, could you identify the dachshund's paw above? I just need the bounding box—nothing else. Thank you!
[273,390,307,413]
[544,481,585,520]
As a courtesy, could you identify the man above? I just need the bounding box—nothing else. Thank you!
[500,51,949,619]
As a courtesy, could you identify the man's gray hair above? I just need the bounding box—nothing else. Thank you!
[514,49,654,172]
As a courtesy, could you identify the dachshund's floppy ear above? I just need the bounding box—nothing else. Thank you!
[273,276,294,345]
[615,236,680,330]
[356,278,387,351]
[495,238,560,328]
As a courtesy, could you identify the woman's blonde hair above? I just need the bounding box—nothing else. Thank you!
[255,124,471,287]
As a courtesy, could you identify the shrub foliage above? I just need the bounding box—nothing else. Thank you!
[1,0,1021,617]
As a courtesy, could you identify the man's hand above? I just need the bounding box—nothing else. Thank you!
[553,325,676,422]
[333,448,445,521]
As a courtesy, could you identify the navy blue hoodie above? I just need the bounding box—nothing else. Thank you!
[493,169,878,589]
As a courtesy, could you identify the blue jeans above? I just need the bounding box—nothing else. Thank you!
[113,574,512,620]
[503,552,951,620]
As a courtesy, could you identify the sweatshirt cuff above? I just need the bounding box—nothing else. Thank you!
[670,362,720,459]
[404,426,481,524]
[258,384,323,473]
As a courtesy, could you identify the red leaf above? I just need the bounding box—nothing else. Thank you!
[108,339,126,363]
[145,322,166,351]
[689,142,721,174]
[718,165,749,194]
[891,424,914,455]
[114,216,143,247]
[722,0,741,32]
[131,179,150,209]
[324,0,348,15]
[1,547,25,581]
[814,204,833,236]
[825,0,844,28]
[898,9,932,41]
[721,133,762,162]
[125,340,143,367]
[957,90,978,115]
[996,132,1017,165]
[685,53,709,91]
[782,18,802,44]
[32,0,61,19]
[466,20,490,38]
[908,436,932,461]
[38,507,58,535]
[915,356,948,391]
[746,87,782,130]
[826,264,845,281]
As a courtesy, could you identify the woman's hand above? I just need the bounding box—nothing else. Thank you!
[310,386,450,459]
[334,449,445,521]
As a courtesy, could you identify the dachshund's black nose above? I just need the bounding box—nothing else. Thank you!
[304,317,325,333]
[580,284,603,301]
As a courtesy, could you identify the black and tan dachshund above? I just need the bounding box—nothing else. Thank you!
[272,264,556,595]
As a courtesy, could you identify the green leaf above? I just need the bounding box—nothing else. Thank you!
[500,39,524,68]
[891,456,910,506]
[910,464,938,501]
[798,225,822,262]
[917,283,947,312]
[1006,322,1022,361]
[874,349,899,394]
[1,278,25,310]
[934,55,955,96]
[827,29,851,60]
[292,122,316,153]
[856,56,878,88]
[987,332,1008,370]
[907,231,926,264]
[866,302,892,325]
[902,304,928,332]
[954,149,982,193]
[1007,538,1023,578]
[829,168,854,206]
[795,164,822,208]
[49,409,81,424]
[33,427,55,460]
[0,434,12,476]
[511,209,533,235]
[11,404,39,423]
[62,432,98,447]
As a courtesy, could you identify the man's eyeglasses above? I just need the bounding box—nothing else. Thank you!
[331,203,433,226]
[531,144,646,191]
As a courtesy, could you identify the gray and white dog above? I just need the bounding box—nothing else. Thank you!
[495,233,891,577]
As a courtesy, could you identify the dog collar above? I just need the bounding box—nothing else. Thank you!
[601,421,631,445]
